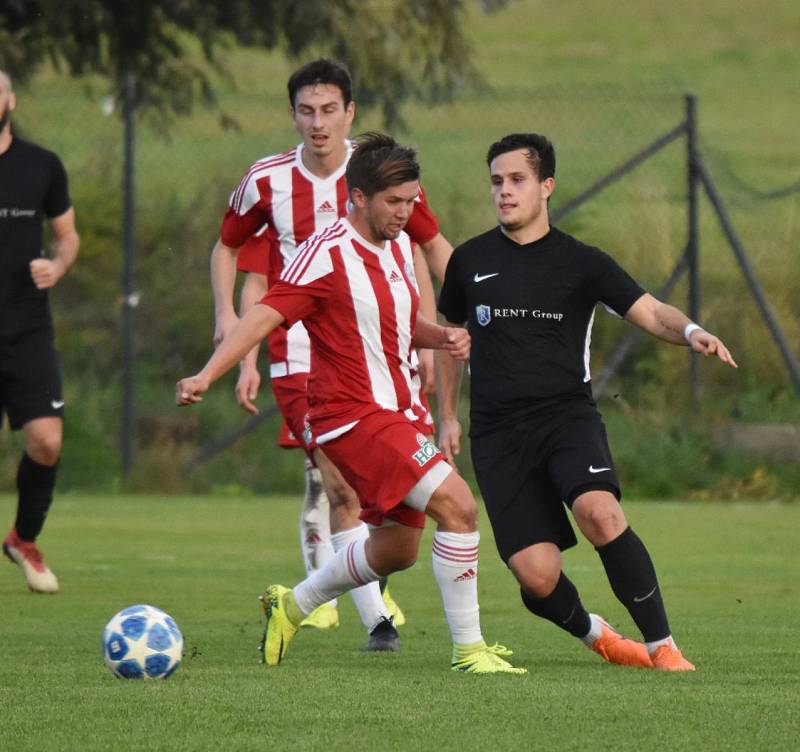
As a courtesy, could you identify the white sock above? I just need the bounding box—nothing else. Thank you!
[647,635,675,654]
[431,530,483,645]
[580,614,606,646]
[292,536,380,617]
[330,524,390,632]
[299,464,337,607]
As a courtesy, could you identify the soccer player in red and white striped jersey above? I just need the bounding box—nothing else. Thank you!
[179,133,524,674]
[210,60,451,646]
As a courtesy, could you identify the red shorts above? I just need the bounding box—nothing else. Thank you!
[320,410,451,529]
[270,373,313,459]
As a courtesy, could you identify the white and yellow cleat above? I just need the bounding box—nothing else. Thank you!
[451,641,527,675]
[258,585,300,666]
[299,601,339,630]
[381,584,406,627]
[3,530,59,594]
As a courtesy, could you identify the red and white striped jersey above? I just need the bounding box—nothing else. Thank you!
[262,218,429,443]
[220,142,439,379]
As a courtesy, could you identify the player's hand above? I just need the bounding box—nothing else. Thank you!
[688,330,738,369]
[176,374,211,406]
[29,258,65,289]
[213,310,239,348]
[417,348,435,394]
[438,416,462,465]
[235,362,261,415]
[441,327,470,361]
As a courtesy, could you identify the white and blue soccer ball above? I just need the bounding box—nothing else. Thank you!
[102,604,183,680]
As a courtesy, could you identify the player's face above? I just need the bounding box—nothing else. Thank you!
[490,149,553,232]
[291,84,355,160]
[363,180,420,242]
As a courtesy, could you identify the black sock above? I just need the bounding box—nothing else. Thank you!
[596,526,670,642]
[520,572,592,638]
[14,453,58,541]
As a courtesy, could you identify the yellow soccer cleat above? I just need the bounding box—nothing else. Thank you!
[381,584,406,627]
[299,601,340,630]
[258,585,299,666]
[451,642,527,675]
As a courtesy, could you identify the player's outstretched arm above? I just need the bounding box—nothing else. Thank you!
[625,293,738,368]
[435,317,467,465]
[210,238,242,347]
[177,304,285,407]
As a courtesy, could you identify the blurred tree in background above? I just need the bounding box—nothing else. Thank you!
[0,0,508,129]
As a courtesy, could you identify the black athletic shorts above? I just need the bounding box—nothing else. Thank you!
[0,325,64,430]
[471,401,621,563]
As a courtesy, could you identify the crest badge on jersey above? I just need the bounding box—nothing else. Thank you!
[476,304,491,327]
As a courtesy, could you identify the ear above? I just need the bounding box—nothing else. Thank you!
[350,186,368,208]
[541,177,555,200]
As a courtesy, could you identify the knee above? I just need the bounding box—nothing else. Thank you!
[427,476,477,532]
[515,566,560,599]
[26,434,62,466]
[575,495,626,544]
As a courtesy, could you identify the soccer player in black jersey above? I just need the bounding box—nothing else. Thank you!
[437,133,737,671]
[1,69,80,593]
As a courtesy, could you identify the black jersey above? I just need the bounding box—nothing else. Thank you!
[0,137,71,336]
[438,226,645,432]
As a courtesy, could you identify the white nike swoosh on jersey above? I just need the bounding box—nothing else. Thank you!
[588,465,611,473]
[473,273,499,283]
[51,400,65,409]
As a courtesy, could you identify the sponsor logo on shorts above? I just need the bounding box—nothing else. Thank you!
[51,400,65,409]
[473,273,499,283]
[454,568,477,582]
[588,465,611,473]
[412,437,438,467]
[302,417,313,446]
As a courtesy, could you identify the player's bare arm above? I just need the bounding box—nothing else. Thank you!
[29,208,79,290]
[235,271,268,415]
[210,238,242,346]
[177,303,285,406]
[413,313,470,360]
[418,231,454,283]
[625,292,738,368]
[413,243,438,393]
[435,317,467,465]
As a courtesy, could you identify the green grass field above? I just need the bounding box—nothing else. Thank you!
[1,494,797,751]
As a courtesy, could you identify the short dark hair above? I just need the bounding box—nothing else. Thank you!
[287,58,353,108]
[486,133,556,180]
[346,132,420,197]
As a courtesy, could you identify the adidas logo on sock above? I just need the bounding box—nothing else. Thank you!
[317,200,336,213]
[454,568,476,582]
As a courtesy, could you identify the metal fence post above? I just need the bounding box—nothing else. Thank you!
[121,73,138,477]
[685,93,702,410]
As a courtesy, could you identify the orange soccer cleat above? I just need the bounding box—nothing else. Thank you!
[588,615,652,668]
[650,640,696,671]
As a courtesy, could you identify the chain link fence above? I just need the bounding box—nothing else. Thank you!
[3,70,798,491]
